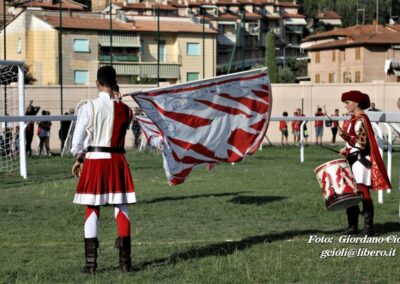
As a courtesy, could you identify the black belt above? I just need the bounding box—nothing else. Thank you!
[87,146,125,154]
[346,151,371,168]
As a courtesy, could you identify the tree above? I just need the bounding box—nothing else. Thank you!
[278,66,296,83]
[265,32,279,83]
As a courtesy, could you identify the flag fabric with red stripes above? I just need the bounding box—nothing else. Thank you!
[131,68,272,185]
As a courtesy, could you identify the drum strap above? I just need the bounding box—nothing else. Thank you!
[347,151,371,169]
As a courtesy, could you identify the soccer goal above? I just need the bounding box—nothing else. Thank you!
[0,60,27,179]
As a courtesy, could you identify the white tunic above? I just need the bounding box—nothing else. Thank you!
[345,119,371,186]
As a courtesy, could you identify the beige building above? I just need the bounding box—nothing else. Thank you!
[301,23,400,84]
[100,0,307,73]
[0,10,217,85]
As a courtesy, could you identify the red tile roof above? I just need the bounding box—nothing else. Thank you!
[281,13,305,19]
[204,12,239,20]
[303,24,389,42]
[274,1,299,8]
[305,31,400,51]
[120,2,177,11]
[35,14,218,34]
[244,12,262,19]
[19,0,85,11]
[314,10,341,20]
[388,24,400,32]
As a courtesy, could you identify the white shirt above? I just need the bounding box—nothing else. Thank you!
[71,92,111,156]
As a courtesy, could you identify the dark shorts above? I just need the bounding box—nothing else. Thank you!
[281,129,288,137]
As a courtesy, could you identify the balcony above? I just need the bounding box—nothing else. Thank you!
[98,54,139,62]
[217,34,237,46]
[99,63,180,79]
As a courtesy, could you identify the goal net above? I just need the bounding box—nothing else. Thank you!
[0,61,27,178]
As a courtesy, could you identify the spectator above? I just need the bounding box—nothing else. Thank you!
[314,106,326,145]
[59,111,72,153]
[37,110,52,156]
[14,125,20,153]
[2,113,13,155]
[296,108,309,146]
[291,111,300,145]
[368,102,380,112]
[279,112,289,146]
[330,109,340,145]
[131,107,142,149]
[25,100,40,156]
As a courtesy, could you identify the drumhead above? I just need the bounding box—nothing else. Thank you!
[314,158,348,174]
[326,194,363,211]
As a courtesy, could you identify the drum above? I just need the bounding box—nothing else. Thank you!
[314,159,362,211]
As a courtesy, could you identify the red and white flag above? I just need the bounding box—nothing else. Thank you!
[130,68,272,185]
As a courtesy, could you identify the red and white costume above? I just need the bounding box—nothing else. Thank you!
[71,92,136,206]
[341,113,391,191]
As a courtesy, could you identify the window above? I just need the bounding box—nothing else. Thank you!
[73,39,90,52]
[315,74,320,83]
[315,51,320,63]
[355,71,361,82]
[355,47,361,60]
[328,73,335,83]
[17,38,22,54]
[332,50,336,62]
[74,70,89,84]
[187,72,200,82]
[187,43,201,56]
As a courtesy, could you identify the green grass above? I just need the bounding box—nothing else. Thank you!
[1,146,400,283]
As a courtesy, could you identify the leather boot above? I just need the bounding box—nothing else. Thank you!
[82,238,99,274]
[358,207,374,236]
[115,236,133,272]
[342,206,360,235]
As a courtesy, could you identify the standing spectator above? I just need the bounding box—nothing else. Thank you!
[314,106,326,145]
[368,102,380,112]
[37,110,52,156]
[25,100,40,156]
[2,113,13,155]
[296,108,309,146]
[14,125,20,153]
[131,107,142,149]
[291,111,300,145]
[59,111,72,153]
[279,112,289,146]
[330,109,340,145]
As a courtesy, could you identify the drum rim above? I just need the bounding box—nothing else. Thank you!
[326,194,363,211]
[314,158,349,174]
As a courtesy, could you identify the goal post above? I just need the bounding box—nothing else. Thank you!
[0,60,27,179]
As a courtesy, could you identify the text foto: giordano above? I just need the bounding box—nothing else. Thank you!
[339,235,400,244]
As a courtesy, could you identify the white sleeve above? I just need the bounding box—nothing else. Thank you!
[71,102,91,156]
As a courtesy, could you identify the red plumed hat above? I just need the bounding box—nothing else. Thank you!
[341,90,370,110]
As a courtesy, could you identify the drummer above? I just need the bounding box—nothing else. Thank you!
[338,90,391,236]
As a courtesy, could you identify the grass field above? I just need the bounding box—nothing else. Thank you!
[1,146,400,284]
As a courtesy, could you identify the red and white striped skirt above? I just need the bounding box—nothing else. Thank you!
[73,154,136,206]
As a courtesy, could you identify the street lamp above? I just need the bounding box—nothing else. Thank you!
[283,43,292,67]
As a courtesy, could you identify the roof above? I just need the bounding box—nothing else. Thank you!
[274,1,299,8]
[281,13,305,19]
[35,14,218,34]
[18,0,85,11]
[305,31,400,51]
[388,24,400,32]
[205,12,239,21]
[244,12,262,19]
[314,10,341,20]
[120,2,177,11]
[303,24,389,42]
